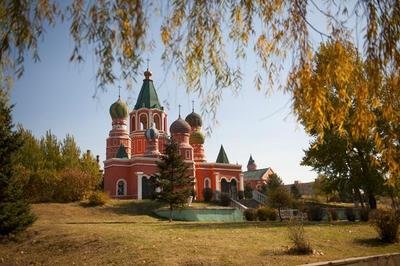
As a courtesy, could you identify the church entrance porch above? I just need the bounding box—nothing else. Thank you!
[142,176,156,199]
[221,179,238,200]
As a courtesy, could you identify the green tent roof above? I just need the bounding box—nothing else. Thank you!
[216,145,229,164]
[116,144,129,159]
[134,77,163,110]
[248,155,255,165]
[243,168,270,180]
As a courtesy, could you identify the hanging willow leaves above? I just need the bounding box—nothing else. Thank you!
[0,0,399,181]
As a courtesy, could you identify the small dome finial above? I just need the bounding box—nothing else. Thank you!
[144,58,152,79]
[192,100,194,112]
[178,104,182,118]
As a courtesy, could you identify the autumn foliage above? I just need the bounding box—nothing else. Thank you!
[12,128,102,203]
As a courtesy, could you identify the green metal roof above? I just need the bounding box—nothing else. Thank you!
[216,145,229,164]
[134,77,163,110]
[243,168,270,180]
[116,144,129,159]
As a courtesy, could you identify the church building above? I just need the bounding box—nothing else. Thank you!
[103,69,244,200]
[243,155,275,190]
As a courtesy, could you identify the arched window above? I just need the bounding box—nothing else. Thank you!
[131,115,136,132]
[153,114,161,129]
[116,179,127,196]
[204,178,210,188]
[139,113,148,130]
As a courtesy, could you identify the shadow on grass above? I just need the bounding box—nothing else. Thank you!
[65,221,139,225]
[79,202,98,208]
[100,200,166,218]
[158,220,369,230]
[159,221,290,230]
[353,237,393,247]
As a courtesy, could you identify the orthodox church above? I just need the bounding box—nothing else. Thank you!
[104,69,244,200]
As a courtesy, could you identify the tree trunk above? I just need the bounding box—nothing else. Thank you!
[354,188,364,208]
[278,208,282,222]
[367,193,377,209]
[169,205,172,222]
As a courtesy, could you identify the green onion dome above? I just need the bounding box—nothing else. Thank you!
[170,117,191,134]
[185,111,202,128]
[189,130,205,145]
[109,98,128,120]
[145,123,159,140]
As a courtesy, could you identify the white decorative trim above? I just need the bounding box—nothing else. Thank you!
[204,177,211,188]
[104,162,157,168]
[116,178,127,196]
[220,176,238,182]
[239,173,244,191]
[139,113,148,130]
[153,113,161,129]
[136,172,144,200]
[215,172,220,191]
[195,167,242,171]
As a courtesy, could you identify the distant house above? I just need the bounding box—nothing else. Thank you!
[285,180,314,197]
[242,155,274,190]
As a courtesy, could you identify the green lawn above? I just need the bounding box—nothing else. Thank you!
[0,200,399,265]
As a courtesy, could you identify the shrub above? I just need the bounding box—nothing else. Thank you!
[244,208,258,221]
[327,208,338,221]
[88,191,109,206]
[238,191,244,200]
[360,208,370,222]
[370,209,400,243]
[54,168,99,202]
[257,207,277,221]
[345,208,356,222]
[244,184,253,199]
[203,188,213,202]
[287,220,313,255]
[307,206,324,221]
[220,193,231,206]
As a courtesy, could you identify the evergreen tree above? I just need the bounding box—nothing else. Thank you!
[154,141,194,222]
[0,91,35,235]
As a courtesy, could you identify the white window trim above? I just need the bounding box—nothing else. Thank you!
[204,177,211,188]
[116,178,127,196]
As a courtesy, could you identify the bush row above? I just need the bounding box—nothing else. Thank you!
[244,207,277,221]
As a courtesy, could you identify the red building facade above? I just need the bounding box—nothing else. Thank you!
[104,70,244,200]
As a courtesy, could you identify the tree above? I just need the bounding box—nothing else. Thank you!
[0,91,36,235]
[312,175,337,202]
[268,186,292,221]
[80,150,102,191]
[262,173,283,196]
[154,141,194,222]
[290,184,301,199]
[302,129,385,209]
[61,134,81,169]
[1,1,399,182]
[296,40,390,209]
[12,125,101,202]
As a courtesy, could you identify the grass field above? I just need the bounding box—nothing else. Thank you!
[1,200,399,265]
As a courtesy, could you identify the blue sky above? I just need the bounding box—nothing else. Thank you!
[10,5,362,184]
